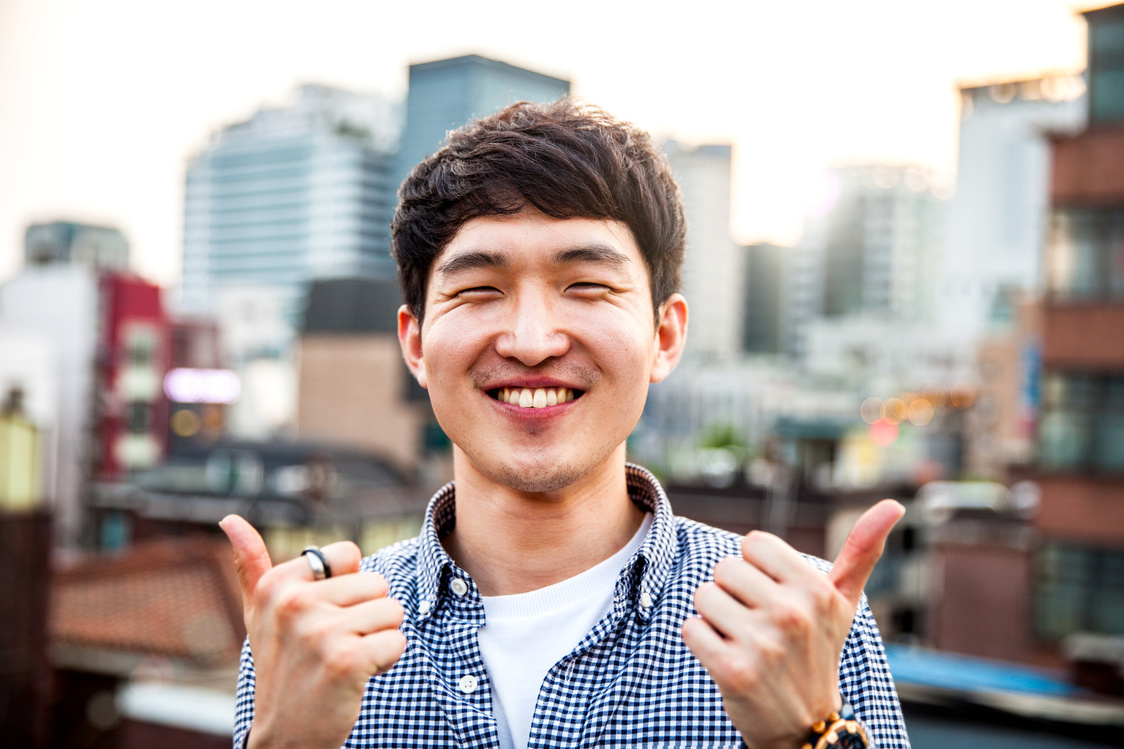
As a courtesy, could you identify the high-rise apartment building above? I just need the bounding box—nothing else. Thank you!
[666,142,743,363]
[741,243,785,355]
[940,74,1086,335]
[399,55,569,184]
[783,166,944,357]
[180,84,401,321]
[1032,2,1124,650]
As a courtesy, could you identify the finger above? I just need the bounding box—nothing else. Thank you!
[358,628,408,676]
[682,616,732,675]
[694,581,754,641]
[277,540,364,584]
[319,540,363,578]
[338,596,405,636]
[219,514,273,604]
[713,555,776,609]
[314,571,390,608]
[828,499,905,607]
[740,531,812,582]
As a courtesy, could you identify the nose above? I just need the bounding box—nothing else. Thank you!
[494,290,570,366]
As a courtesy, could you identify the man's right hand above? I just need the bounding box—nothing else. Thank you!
[220,515,407,749]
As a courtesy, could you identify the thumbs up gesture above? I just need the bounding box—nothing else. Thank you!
[682,499,905,749]
[219,515,407,749]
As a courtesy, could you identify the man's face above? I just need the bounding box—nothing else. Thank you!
[398,207,686,495]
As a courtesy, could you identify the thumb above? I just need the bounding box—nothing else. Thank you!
[219,514,273,610]
[828,499,905,607]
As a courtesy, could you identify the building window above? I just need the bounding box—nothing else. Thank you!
[1036,543,1124,639]
[1090,14,1124,124]
[1038,373,1124,472]
[1047,209,1124,300]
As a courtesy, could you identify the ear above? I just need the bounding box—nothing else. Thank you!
[650,293,687,384]
[397,305,427,389]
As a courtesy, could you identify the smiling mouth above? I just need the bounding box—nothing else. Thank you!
[488,387,582,409]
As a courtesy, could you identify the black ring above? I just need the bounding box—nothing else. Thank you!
[301,546,332,580]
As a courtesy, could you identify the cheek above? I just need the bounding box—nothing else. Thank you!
[422,316,486,374]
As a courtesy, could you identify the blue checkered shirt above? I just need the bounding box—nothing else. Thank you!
[234,464,910,748]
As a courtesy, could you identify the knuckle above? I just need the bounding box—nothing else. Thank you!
[297,616,331,651]
[808,578,837,612]
[724,655,759,693]
[383,597,405,625]
[322,642,360,679]
[255,569,283,602]
[276,585,314,620]
[340,541,362,565]
[757,633,786,664]
[713,556,739,585]
[365,572,390,598]
[693,582,716,612]
[773,599,811,634]
[368,630,408,675]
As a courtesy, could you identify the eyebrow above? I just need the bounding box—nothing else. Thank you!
[434,251,507,277]
[435,243,631,278]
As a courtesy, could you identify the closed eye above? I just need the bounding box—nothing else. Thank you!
[567,282,611,292]
[457,286,502,298]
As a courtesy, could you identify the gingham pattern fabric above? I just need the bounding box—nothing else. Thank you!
[234,464,910,748]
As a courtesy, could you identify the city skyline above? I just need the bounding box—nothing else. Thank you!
[0,0,1093,292]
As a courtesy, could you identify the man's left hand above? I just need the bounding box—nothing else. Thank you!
[682,499,905,749]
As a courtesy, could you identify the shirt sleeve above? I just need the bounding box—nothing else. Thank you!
[233,637,256,749]
[839,596,911,749]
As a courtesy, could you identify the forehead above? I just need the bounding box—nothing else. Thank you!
[430,210,647,281]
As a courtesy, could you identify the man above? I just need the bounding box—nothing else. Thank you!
[221,100,910,749]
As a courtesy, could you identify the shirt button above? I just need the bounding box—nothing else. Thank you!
[450,578,468,597]
[458,674,478,694]
[639,592,653,609]
[418,600,431,615]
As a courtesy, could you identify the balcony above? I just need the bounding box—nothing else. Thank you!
[1051,128,1124,207]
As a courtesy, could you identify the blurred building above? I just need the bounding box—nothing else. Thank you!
[398,54,569,184]
[785,166,944,358]
[0,266,170,549]
[297,277,439,478]
[165,319,229,457]
[740,243,785,356]
[666,142,744,363]
[48,536,244,748]
[179,84,401,323]
[964,297,1042,480]
[24,220,130,271]
[1030,1,1124,667]
[911,3,1124,684]
[940,73,1086,337]
[0,502,52,749]
[179,84,399,438]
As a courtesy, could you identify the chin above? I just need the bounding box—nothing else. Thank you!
[488,461,587,495]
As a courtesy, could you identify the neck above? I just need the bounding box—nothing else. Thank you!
[442,447,644,596]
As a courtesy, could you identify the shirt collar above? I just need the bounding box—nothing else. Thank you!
[413,464,678,624]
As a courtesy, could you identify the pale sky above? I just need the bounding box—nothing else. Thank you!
[0,0,1092,291]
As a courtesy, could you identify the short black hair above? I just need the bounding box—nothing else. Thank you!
[391,99,686,325]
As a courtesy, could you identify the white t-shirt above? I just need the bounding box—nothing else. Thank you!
[477,513,654,749]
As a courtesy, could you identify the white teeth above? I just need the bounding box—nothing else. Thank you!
[499,387,576,408]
